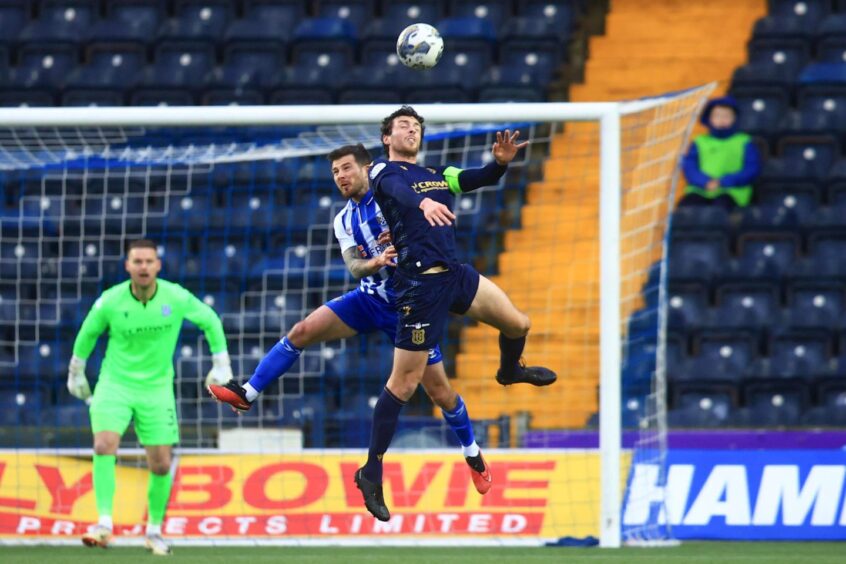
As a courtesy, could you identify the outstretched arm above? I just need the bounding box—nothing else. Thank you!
[446,129,527,194]
[342,243,397,280]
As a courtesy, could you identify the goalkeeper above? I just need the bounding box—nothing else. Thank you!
[67,239,233,555]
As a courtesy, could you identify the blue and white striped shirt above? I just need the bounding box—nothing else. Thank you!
[333,190,395,303]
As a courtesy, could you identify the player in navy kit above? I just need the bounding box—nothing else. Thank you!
[354,106,557,521]
[208,144,492,500]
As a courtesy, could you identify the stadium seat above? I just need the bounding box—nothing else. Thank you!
[712,282,780,329]
[752,15,817,41]
[673,390,734,426]
[801,404,846,426]
[732,89,790,140]
[798,62,846,85]
[62,46,144,99]
[667,232,729,283]
[767,331,832,377]
[0,3,29,49]
[731,61,801,100]
[134,42,215,99]
[735,231,800,277]
[784,282,844,329]
[88,1,164,47]
[450,0,512,31]
[19,0,96,44]
[769,0,830,23]
[667,283,710,331]
[158,0,233,43]
[380,0,444,30]
[291,44,355,74]
[317,0,373,33]
[9,43,77,93]
[517,0,575,32]
[731,399,801,427]
[768,136,838,180]
[208,45,285,92]
[747,37,810,72]
[695,332,758,376]
[815,14,846,63]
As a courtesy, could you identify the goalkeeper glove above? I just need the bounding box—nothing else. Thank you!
[205,351,233,387]
[67,355,91,401]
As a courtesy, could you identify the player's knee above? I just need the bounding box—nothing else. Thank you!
[286,321,310,347]
[503,313,530,338]
[431,387,457,411]
[93,438,117,455]
[149,460,170,475]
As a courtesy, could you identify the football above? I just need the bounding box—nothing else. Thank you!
[396,23,444,70]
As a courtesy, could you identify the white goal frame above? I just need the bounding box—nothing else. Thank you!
[0,101,679,548]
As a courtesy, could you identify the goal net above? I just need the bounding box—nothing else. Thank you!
[0,88,712,547]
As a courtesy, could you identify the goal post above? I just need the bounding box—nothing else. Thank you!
[0,87,713,547]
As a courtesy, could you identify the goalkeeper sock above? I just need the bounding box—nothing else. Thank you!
[247,336,302,394]
[362,387,405,484]
[147,472,173,526]
[498,333,526,375]
[92,454,116,521]
[441,395,478,455]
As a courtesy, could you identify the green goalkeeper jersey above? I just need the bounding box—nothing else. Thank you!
[72,279,227,387]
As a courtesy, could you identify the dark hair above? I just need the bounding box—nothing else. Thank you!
[380,105,425,157]
[326,143,372,166]
[127,239,158,256]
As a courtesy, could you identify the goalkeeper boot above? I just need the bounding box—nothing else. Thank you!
[496,357,557,387]
[144,533,172,556]
[465,451,492,495]
[81,524,112,548]
[207,380,252,412]
[354,467,391,522]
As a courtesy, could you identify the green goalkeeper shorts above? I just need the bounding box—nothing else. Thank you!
[89,378,179,446]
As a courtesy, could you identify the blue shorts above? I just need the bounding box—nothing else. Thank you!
[326,289,443,364]
[393,263,481,351]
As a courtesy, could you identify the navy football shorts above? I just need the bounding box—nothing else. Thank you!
[326,289,443,364]
[393,263,481,351]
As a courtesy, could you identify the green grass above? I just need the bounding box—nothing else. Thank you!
[2,543,843,563]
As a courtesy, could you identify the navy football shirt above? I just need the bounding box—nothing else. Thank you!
[369,157,507,274]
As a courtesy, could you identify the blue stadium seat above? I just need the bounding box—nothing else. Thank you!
[732,396,801,426]
[713,283,780,329]
[667,283,709,331]
[517,0,575,32]
[163,194,213,231]
[769,0,830,23]
[291,44,354,74]
[218,191,277,229]
[223,17,290,51]
[695,331,758,376]
[63,46,144,100]
[798,62,846,85]
[380,0,444,29]
[754,181,821,218]
[747,37,810,71]
[88,1,163,47]
[10,43,77,92]
[673,390,734,426]
[784,282,844,329]
[0,3,29,48]
[667,232,729,283]
[135,42,215,98]
[450,0,512,31]
[768,331,832,376]
[159,0,232,43]
[752,15,816,41]
[292,16,358,44]
[19,0,96,44]
[808,232,846,270]
[731,62,801,99]
[736,232,800,277]
[337,65,405,103]
[437,16,496,42]
[208,45,285,92]
[317,0,373,33]
[769,136,838,180]
[815,14,846,63]
[670,202,731,233]
[732,89,789,139]
[735,204,799,237]
[801,404,846,426]
[243,0,305,27]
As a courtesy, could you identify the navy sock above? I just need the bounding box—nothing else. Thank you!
[247,336,302,393]
[499,333,526,375]
[362,387,406,484]
[441,395,475,447]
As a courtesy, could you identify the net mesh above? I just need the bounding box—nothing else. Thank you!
[0,90,712,545]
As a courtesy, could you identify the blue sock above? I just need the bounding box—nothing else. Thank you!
[247,336,302,393]
[362,387,406,484]
[441,395,476,448]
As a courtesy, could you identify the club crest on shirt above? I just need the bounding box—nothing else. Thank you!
[161,305,171,317]
[369,162,386,179]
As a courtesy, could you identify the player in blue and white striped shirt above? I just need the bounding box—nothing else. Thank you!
[209,144,490,497]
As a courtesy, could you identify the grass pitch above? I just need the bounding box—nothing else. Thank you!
[1,542,843,563]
